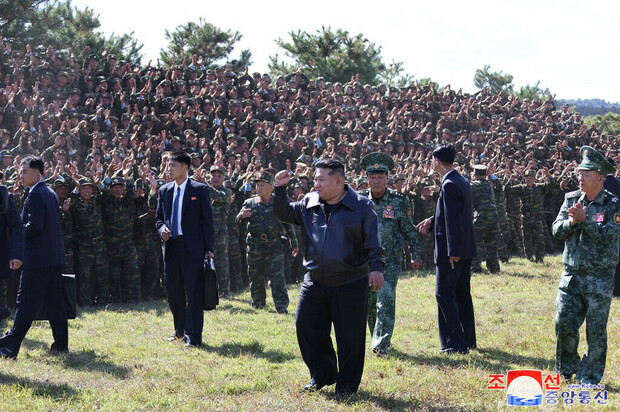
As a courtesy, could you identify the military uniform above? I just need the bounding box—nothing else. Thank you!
[70,178,110,306]
[208,166,232,297]
[552,147,619,385]
[236,170,297,312]
[506,171,551,262]
[471,166,501,273]
[225,182,244,292]
[133,181,160,300]
[412,179,437,270]
[504,178,525,257]
[491,177,510,263]
[360,153,421,356]
[102,177,141,303]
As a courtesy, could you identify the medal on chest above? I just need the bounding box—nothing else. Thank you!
[382,205,395,219]
[593,211,605,223]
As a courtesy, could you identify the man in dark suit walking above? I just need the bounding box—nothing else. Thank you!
[0,183,24,322]
[0,156,67,359]
[156,151,215,348]
[417,144,477,354]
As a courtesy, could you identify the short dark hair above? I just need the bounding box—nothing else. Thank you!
[169,151,191,168]
[316,158,345,178]
[21,155,44,174]
[432,144,456,164]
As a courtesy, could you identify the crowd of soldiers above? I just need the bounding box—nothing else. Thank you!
[1,39,618,308]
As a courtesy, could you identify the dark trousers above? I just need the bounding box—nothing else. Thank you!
[435,259,476,351]
[164,240,205,345]
[614,255,620,298]
[296,273,369,394]
[0,265,67,354]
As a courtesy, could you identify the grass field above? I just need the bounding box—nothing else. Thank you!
[0,255,618,411]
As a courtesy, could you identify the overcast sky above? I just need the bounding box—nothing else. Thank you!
[78,0,619,103]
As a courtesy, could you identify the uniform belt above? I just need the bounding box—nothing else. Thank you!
[249,232,277,241]
[79,234,105,244]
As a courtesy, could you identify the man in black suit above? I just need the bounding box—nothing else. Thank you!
[0,156,67,359]
[417,144,477,354]
[0,183,24,322]
[156,151,215,347]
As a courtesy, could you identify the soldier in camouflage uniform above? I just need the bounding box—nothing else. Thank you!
[237,169,297,313]
[133,178,160,300]
[359,153,422,357]
[208,165,232,297]
[552,146,620,385]
[504,175,525,257]
[70,177,110,306]
[53,176,76,274]
[490,174,510,263]
[102,176,141,303]
[412,178,437,270]
[506,170,551,263]
[225,180,244,293]
[471,165,501,273]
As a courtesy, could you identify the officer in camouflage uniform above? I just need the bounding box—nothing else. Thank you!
[102,176,141,303]
[54,176,76,274]
[412,177,437,270]
[237,169,297,313]
[208,165,232,297]
[70,177,110,306]
[133,178,159,300]
[552,146,620,385]
[225,180,244,293]
[506,170,551,263]
[359,153,422,357]
[471,165,501,273]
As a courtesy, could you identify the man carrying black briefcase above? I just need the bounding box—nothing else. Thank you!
[203,258,219,310]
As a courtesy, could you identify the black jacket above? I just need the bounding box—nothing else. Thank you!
[274,185,384,287]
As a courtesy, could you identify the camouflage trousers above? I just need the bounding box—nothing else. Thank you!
[522,215,545,262]
[214,228,230,297]
[497,206,510,262]
[77,240,110,306]
[367,258,401,353]
[555,271,614,384]
[472,211,501,273]
[246,237,289,311]
[507,214,525,257]
[228,237,244,292]
[419,232,435,270]
[107,238,141,303]
[135,235,160,300]
[63,242,76,274]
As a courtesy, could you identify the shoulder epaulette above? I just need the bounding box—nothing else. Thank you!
[565,189,582,199]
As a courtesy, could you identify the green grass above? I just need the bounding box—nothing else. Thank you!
[0,255,618,411]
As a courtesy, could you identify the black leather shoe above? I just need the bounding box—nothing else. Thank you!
[185,341,201,348]
[334,390,354,401]
[302,380,322,392]
[50,342,68,354]
[441,347,469,355]
[0,347,17,359]
[276,308,288,314]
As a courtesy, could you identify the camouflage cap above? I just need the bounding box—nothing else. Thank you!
[54,176,69,188]
[393,173,406,182]
[473,164,487,176]
[524,170,536,177]
[578,145,615,175]
[253,168,276,185]
[360,152,395,174]
[209,165,226,174]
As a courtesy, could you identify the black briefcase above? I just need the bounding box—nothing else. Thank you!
[34,274,77,320]
[203,258,219,311]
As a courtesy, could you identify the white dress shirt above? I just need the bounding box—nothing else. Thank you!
[172,178,188,236]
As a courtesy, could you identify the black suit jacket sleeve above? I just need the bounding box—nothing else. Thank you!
[443,180,464,258]
[23,189,45,239]
[273,185,303,225]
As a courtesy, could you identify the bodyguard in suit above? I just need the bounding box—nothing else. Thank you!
[156,151,215,347]
[417,144,477,354]
[0,156,67,359]
[0,184,24,322]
